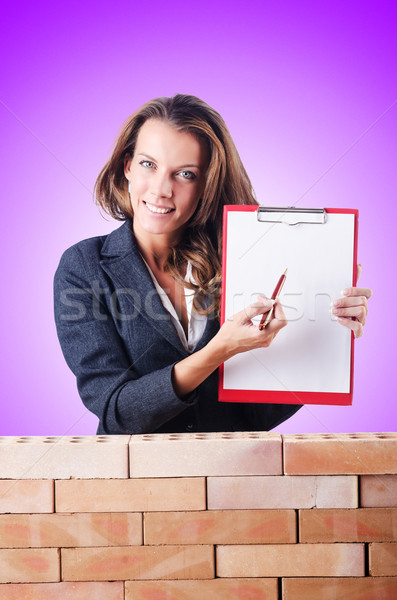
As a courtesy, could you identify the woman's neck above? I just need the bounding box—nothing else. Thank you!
[132,221,180,271]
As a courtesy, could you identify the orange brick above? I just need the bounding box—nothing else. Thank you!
[0,480,53,513]
[0,512,142,548]
[300,508,397,542]
[361,475,397,507]
[370,543,397,576]
[0,436,130,479]
[207,475,357,509]
[0,548,60,583]
[283,577,397,600]
[144,509,296,545]
[0,582,124,600]
[61,545,214,581]
[55,478,205,512]
[216,543,364,577]
[125,578,278,599]
[283,433,397,475]
[130,432,282,477]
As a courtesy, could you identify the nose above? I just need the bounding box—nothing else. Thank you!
[149,171,173,199]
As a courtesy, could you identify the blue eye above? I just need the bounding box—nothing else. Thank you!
[179,170,196,180]
[140,160,154,168]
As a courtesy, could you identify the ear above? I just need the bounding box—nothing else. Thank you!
[124,153,132,180]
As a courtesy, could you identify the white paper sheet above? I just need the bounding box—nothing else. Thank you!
[223,211,355,394]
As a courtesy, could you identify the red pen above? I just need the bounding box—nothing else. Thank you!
[258,268,288,330]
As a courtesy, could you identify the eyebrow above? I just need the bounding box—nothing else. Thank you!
[137,153,201,170]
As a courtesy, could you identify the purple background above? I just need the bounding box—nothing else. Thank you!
[1,1,396,435]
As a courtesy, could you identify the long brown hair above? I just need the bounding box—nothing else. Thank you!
[94,94,258,316]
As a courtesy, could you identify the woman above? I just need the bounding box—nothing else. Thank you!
[54,94,371,434]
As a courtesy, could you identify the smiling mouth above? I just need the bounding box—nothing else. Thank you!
[144,201,175,215]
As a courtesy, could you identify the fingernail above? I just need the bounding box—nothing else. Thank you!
[341,289,349,296]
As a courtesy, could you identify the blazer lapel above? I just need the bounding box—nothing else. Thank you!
[194,312,220,351]
[99,220,189,356]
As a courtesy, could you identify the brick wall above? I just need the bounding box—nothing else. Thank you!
[0,432,396,599]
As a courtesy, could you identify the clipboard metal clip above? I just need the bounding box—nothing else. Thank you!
[257,206,327,226]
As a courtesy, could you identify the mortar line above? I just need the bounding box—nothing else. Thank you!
[52,479,56,514]
[127,436,131,480]
[278,576,283,600]
[365,542,370,576]
[142,510,145,546]
[59,545,62,582]
[296,508,300,544]
[213,542,217,580]
[357,474,362,508]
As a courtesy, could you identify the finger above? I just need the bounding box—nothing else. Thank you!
[273,299,287,320]
[242,297,275,321]
[333,296,368,315]
[342,286,372,299]
[266,300,288,330]
[337,316,364,338]
[332,306,366,324]
[259,332,277,348]
[357,263,362,282]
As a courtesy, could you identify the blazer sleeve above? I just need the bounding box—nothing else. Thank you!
[53,245,198,434]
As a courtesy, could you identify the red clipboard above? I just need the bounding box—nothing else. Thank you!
[219,205,358,406]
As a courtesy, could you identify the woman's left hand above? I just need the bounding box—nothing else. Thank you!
[332,264,372,338]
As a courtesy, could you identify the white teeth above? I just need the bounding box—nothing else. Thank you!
[145,202,173,214]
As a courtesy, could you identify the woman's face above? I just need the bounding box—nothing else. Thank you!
[124,118,208,245]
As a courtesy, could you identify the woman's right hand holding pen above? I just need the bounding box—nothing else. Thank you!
[212,296,288,361]
[172,296,286,398]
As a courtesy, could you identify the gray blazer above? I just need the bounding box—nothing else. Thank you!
[54,219,301,434]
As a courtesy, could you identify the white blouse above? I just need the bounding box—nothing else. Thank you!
[143,259,207,353]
